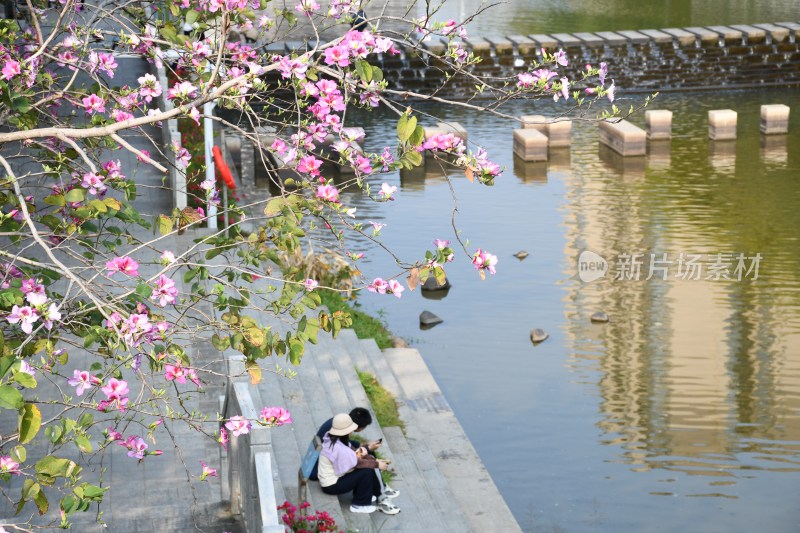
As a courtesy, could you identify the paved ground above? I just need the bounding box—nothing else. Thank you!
[0,58,242,532]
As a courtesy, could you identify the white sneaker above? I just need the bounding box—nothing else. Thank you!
[350,504,377,514]
[381,486,400,499]
[377,501,400,515]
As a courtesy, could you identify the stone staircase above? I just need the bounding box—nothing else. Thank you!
[257,328,521,533]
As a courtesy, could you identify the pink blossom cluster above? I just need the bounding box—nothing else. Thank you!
[198,0,260,13]
[6,278,61,334]
[260,406,293,426]
[98,378,130,412]
[106,305,170,348]
[421,132,465,154]
[164,362,201,386]
[323,29,399,70]
[225,415,251,436]
[367,278,404,299]
[152,275,179,306]
[0,456,21,476]
[118,435,148,459]
[472,249,498,275]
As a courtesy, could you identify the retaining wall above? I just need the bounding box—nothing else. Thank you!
[366,21,800,98]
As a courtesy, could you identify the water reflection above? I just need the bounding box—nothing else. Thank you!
[561,90,800,507]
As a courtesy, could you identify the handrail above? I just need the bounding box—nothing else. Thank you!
[222,353,284,533]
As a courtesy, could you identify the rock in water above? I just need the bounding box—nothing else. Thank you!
[420,311,444,327]
[421,275,451,291]
[514,251,529,260]
[590,312,610,323]
[530,329,549,344]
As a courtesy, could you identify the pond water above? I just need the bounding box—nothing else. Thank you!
[251,86,800,532]
[432,0,799,36]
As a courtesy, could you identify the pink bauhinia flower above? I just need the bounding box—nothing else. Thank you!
[316,184,340,203]
[200,461,217,480]
[2,60,21,80]
[367,278,389,294]
[81,172,107,195]
[66,369,101,396]
[152,275,178,306]
[81,94,106,114]
[379,183,396,200]
[297,155,323,177]
[472,248,498,275]
[89,51,118,77]
[225,415,251,436]
[105,256,139,277]
[137,73,162,103]
[387,279,404,299]
[260,406,293,426]
[303,279,318,292]
[7,305,38,334]
[0,455,21,475]
[119,435,148,459]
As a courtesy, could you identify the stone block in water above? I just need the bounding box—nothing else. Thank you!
[760,104,790,135]
[513,129,548,162]
[520,115,547,133]
[599,119,647,156]
[708,109,738,140]
[546,120,572,147]
[645,110,673,140]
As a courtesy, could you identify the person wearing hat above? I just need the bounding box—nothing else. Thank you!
[318,413,400,514]
[309,407,386,481]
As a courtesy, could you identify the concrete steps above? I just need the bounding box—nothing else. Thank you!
[383,348,522,533]
[261,327,520,533]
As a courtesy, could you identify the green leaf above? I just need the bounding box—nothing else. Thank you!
[19,403,42,444]
[288,338,304,365]
[409,125,425,147]
[0,385,24,409]
[89,199,108,213]
[355,60,373,82]
[33,490,48,514]
[0,355,14,379]
[264,197,286,217]
[211,334,230,351]
[11,97,30,113]
[43,194,66,207]
[397,114,417,143]
[74,435,92,453]
[35,456,81,485]
[185,9,199,24]
[63,188,85,203]
[134,282,153,299]
[157,214,173,236]
[21,479,38,501]
[244,327,265,346]
[404,150,423,167]
[12,370,36,389]
[11,445,26,463]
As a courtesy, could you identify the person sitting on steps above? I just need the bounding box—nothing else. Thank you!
[318,413,400,515]
[310,407,399,498]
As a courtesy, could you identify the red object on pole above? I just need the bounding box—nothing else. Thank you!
[212,145,236,190]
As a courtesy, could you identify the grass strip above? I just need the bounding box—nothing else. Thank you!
[319,289,394,349]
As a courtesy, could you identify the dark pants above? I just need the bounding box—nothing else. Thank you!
[321,468,381,506]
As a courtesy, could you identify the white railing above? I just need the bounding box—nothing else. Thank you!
[222,354,284,533]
